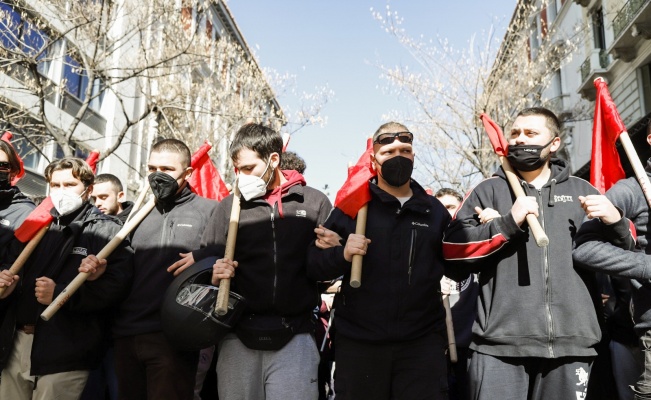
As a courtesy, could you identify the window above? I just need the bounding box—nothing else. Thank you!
[592,8,606,50]
[63,55,85,99]
[641,64,651,114]
[0,3,20,49]
[22,22,50,75]
[530,17,540,60]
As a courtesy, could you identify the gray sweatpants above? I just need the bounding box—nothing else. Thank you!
[217,333,320,400]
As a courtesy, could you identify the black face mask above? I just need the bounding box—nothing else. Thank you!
[0,171,10,190]
[149,172,181,201]
[378,156,413,187]
[506,138,555,172]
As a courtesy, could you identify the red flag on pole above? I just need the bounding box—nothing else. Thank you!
[1,132,25,185]
[14,196,54,243]
[188,141,229,201]
[480,114,509,157]
[334,138,376,218]
[591,78,626,193]
[86,150,100,174]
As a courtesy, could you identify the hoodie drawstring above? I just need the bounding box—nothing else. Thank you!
[548,179,556,207]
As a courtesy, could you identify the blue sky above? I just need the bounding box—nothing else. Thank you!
[227,0,517,200]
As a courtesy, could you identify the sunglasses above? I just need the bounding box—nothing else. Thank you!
[374,131,414,145]
[0,162,10,170]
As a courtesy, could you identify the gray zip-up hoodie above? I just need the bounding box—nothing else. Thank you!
[443,159,602,358]
[573,159,651,336]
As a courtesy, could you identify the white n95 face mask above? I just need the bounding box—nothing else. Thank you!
[51,189,86,216]
[237,158,274,201]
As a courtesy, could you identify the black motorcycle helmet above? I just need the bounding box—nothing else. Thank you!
[160,256,246,351]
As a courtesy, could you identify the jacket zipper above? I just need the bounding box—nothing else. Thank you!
[271,203,278,306]
[538,188,554,358]
[408,228,417,284]
[160,207,172,248]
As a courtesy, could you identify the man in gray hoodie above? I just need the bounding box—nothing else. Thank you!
[573,121,651,400]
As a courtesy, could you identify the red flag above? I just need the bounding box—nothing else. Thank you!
[188,141,229,201]
[14,196,54,243]
[480,114,509,157]
[591,78,626,193]
[1,132,25,185]
[86,150,100,174]
[334,138,376,218]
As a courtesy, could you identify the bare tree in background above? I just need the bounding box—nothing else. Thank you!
[0,0,331,175]
[373,1,588,191]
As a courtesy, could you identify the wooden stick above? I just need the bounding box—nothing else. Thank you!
[40,198,156,321]
[349,204,368,288]
[619,131,651,208]
[215,185,241,316]
[125,177,150,225]
[499,156,549,247]
[442,294,457,363]
[0,224,50,297]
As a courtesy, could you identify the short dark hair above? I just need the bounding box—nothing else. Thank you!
[279,151,306,174]
[151,139,191,169]
[435,188,463,203]
[516,107,561,138]
[0,139,22,174]
[230,123,283,164]
[44,157,95,187]
[372,122,410,143]
[95,173,123,192]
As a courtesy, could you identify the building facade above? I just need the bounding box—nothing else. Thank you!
[0,0,283,198]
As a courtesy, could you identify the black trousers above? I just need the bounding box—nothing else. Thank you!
[334,331,448,400]
[467,351,594,400]
[114,332,199,400]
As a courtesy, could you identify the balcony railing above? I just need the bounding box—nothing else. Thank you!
[580,49,611,83]
[614,0,651,39]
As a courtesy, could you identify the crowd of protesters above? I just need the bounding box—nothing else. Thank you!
[2,108,651,400]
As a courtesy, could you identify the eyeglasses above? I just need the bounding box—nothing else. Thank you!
[374,131,414,145]
[0,162,10,171]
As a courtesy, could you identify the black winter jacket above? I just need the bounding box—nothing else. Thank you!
[443,159,602,358]
[307,180,451,343]
[113,186,218,338]
[0,203,133,375]
[0,187,35,265]
[194,172,332,320]
[573,158,651,336]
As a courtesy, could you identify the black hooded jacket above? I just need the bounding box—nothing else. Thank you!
[443,159,602,358]
[0,186,35,265]
[0,202,134,375]
[194,171,332,320]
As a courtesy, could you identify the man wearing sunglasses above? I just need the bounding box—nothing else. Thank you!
[0,140,34,267]
[308,122,455,399]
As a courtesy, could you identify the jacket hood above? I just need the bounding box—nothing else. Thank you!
[0,186,33,206]
[493,158,570,207]
[263,169,306,218]
[493,157,570,184]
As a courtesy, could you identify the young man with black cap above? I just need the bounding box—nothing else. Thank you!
[307,122,453,400]
[443,107,603,400]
